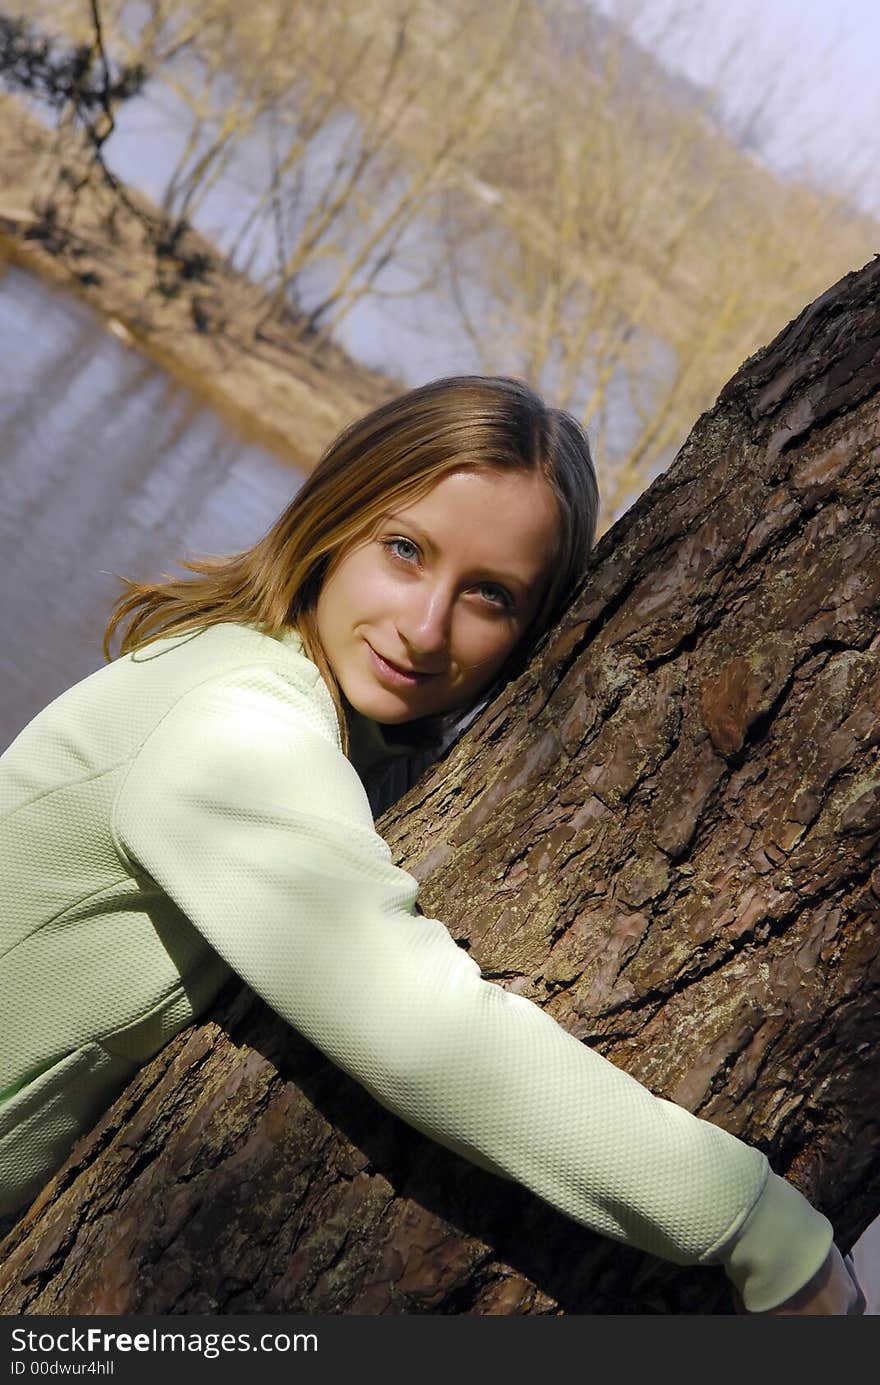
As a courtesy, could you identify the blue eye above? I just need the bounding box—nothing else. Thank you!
[382,537,419,563]
[479,585,514,611]
[382,537,513,612]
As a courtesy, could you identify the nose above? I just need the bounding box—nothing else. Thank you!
[397,579,454,662]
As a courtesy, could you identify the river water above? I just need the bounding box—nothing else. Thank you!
[0,261,876,1308]
[0,262,305,749]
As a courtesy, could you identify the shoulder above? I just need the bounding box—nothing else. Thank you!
[131,622,342,754]
[114,623,373,833]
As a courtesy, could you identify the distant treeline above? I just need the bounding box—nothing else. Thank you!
[3,0,878,522]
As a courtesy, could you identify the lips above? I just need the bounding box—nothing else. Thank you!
[367,643,436,686]
[380,653,426,676]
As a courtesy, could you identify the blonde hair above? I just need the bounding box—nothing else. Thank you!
[103,375,600,757]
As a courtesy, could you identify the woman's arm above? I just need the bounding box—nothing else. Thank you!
[112,660,834,1312]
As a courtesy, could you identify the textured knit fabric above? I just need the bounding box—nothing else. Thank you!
[0,621,832,1308]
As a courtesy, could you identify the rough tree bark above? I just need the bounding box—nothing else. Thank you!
[1,255,878,1316]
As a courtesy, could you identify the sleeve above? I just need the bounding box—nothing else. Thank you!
[111,661,832,1312]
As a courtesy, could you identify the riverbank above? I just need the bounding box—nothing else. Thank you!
[0,94,401,472]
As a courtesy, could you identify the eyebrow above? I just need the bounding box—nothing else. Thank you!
[382,514,532,594]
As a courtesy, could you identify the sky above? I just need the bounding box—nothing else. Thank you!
[593,0,880,216]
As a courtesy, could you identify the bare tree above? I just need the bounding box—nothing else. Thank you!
[436,0,879,526]
[7,0,877,521]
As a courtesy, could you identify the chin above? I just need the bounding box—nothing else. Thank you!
[343,679,424,725]
[372,703,422,726]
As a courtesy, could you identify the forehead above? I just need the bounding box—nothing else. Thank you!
[385,468,560,577]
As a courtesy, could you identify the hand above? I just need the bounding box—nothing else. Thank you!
[732,1245,867,1314]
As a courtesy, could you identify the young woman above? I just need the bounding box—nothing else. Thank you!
[0,375,864,1313]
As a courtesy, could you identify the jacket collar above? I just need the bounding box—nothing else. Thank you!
[272,624,422,776]
[343,700,422,777]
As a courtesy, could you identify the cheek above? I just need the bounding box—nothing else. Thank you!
[320,552,397,627]
[457,623,521,681]
[315,570,351,644]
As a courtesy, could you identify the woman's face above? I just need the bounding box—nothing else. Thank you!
[315,467,561,724]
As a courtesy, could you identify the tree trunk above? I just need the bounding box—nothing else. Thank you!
[2,256,879,1316]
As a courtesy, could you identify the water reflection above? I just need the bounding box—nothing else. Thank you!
[0,262,306,751]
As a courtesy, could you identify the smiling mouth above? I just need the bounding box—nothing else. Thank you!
[367,644,439,684]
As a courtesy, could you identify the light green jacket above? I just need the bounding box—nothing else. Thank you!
[0,622,832,1308]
